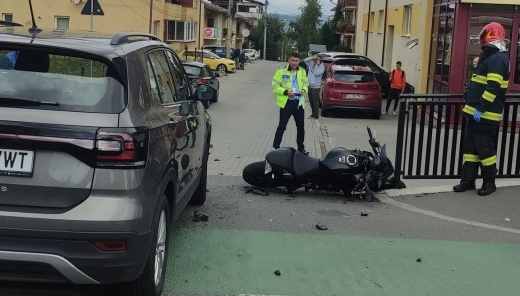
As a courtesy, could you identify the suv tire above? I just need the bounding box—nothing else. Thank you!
[120,195,171,296]
[189,142,209,205]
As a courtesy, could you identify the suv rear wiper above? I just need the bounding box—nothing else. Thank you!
[0,96,60,106]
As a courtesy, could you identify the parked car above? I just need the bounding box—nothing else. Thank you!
[320,53,415,97]
[0,28,216,296]
[321,64,382,119]
[179,50,236,73]
[318,51,353,58]
[243,49,257,61]
[202,45,227,58]
[182,61,220,108]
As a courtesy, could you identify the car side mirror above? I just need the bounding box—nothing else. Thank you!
[196,85,216,101]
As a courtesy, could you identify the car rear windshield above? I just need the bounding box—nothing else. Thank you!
[183,65,201,76]
[334,71,375,83]
[0,47,125,113]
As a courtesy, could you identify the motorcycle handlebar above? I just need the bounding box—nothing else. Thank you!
[367,126,374,140]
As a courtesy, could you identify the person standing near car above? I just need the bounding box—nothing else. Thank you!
[453,22,509,196]
[0,51,18,69]
[382,61,406,116]
[272,52,309,154]
[303,54,325,119]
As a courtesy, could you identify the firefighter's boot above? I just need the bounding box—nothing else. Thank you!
[453,180,476,192]
[478,178,496,196]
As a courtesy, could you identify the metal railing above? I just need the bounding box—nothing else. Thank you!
[393,94,520,188]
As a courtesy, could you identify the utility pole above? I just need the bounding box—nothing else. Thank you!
[149,0,153,33]
[90,0,94,31]
[227,0,233,58]
[263,0,268,60]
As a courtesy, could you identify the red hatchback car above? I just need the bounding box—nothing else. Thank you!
[320,64,382,119]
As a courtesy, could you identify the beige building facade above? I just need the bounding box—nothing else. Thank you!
[1,0,249,53]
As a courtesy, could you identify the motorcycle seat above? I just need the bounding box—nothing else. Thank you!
[293,151,320,179]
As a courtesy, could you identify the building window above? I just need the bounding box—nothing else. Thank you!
[404,5,412,35]
[2,14,13,22]
[55,16,70,30]
[153,21,160,36]
[207,18,214,28]
[370,12,375,32]
[378,10,384,33]
[167,20,196,42]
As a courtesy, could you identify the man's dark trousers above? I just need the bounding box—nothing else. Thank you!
[461,120,498,181]
[308,88,320,118]
[385,88,402,112]
[273,100,305,150]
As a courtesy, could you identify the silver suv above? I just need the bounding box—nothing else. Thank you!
[0,28,214,295]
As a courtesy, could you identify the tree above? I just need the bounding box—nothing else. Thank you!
[320,21,337,50]
[245,14,285,61]
[291,0,323,54]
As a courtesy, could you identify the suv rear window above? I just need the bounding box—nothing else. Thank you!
[334,71,375,83]
[0,48,125,113]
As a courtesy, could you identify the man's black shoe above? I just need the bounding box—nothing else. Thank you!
[478,180,496,196]
[298,148,308,155]
[453,180,476,192]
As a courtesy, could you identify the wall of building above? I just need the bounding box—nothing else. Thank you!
[1,0,201,52]
[356,0,432,93]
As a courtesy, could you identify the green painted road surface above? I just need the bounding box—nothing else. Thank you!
[164,227,520,296]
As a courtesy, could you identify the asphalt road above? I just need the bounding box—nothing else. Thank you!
[3,60,520,296]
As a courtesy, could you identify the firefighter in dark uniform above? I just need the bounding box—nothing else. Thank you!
[454,22,510,196]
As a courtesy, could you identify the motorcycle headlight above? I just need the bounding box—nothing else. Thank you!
[346,155,357,166]
[264,160,272,174]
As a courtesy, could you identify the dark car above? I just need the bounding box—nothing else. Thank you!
[321,64,382,119]
[321,54,415,97]
[183,61,220,108]
[0,27,215,296]
[202,45,227,58]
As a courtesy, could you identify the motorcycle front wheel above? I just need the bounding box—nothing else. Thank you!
[243,161,271,187]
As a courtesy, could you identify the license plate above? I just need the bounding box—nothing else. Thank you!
[265,160,272,174]
[0,148,35,177]
[345,94,363,99]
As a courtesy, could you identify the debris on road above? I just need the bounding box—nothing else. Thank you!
[214,159,220,161]
[416,258,422,262]
[193,210,209,222]
[274,270,281,276]
[505,218,511,222]
[244,186,269,196]
[316,223,328,230]
[361,210,370,216]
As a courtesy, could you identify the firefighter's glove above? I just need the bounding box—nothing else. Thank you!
[474,110,482,122]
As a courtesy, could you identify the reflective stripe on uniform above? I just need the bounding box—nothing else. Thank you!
[471,74,509,88]
[471,74,487,85]
[480,155,497,166]
[464,154,479,162]
[482,90,496,102]
[487,72,504,84]
[463,105,502,121]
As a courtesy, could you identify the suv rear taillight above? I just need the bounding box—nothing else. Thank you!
[96,129,148,168]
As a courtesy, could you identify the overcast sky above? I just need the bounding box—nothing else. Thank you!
[267,0,336,18]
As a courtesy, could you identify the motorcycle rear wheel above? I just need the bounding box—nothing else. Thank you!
[243,161,271,187]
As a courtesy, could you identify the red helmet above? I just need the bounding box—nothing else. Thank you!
[479,22,505,46]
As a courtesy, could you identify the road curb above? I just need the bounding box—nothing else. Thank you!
[383,179,520,197]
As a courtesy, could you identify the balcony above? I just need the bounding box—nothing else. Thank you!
[337,23,356,34]
[341,0,357,10]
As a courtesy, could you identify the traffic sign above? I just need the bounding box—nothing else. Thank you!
[81,0,104,16]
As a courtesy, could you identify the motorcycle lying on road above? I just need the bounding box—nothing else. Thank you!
[242,126,403,201]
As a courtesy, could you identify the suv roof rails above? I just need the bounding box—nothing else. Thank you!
[110,31,161,46]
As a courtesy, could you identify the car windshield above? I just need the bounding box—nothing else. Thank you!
[206,51,221,59]
[0,47,125,113]
[334,71,375,83]
[183,65,201,76]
